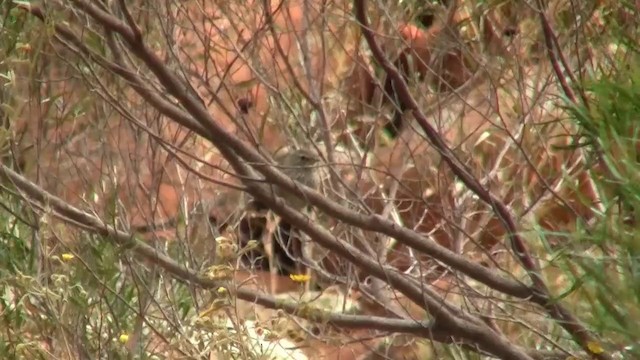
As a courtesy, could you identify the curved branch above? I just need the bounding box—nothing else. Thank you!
[353,0,545,292]
[352,1,612,359]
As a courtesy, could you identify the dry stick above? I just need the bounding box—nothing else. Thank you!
[534,0,616,240]
[536,2,577,105]
[353,1,611,359]
[258,0,341,290]
[536,0,590,107]
[26,3,536,357]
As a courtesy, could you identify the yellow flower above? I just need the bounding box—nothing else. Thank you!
[216,287,227,294]
[118,333,129,344]
[61,253,75,261]
[587,341,604,354]
[289,274,311,283]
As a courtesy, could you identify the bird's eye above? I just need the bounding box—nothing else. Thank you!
[503,27,518,37]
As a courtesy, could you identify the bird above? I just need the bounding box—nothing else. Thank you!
[270,148,322,212]
[268,148,322,278]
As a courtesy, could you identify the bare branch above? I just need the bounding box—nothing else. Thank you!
[353,1,613,359]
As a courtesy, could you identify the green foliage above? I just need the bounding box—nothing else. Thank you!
[559,48,640,358]
[0,195,201,359]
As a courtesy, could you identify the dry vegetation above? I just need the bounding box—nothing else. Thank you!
[0,0,639,359]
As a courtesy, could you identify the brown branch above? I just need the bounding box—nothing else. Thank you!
[25,9,210,142]
[116,0,142,42]
[353,0,545,293]
[353,1,612,359]
[536,0,590,107]
[535,0,578,105]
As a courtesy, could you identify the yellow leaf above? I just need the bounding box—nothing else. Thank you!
[587,341,604,354]
[61,253,75,261]
[289,274,311,283]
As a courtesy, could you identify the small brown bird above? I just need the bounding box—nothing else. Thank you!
[271,148,322,211]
